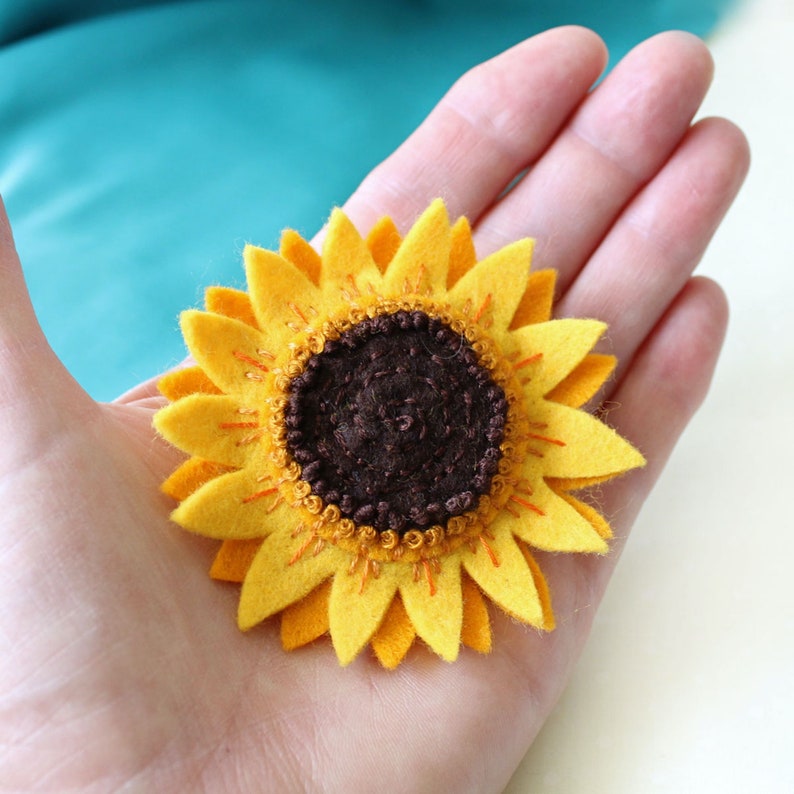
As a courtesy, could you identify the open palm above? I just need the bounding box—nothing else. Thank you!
[0,27,748,792]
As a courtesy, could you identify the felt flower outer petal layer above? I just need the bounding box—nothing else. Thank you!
[154,199,645,667]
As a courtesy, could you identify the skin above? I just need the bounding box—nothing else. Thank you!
[0,27,749,793]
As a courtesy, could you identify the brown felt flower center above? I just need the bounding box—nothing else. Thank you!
[284,310,507,535]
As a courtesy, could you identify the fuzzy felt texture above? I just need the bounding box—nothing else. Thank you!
[154,199,645,667]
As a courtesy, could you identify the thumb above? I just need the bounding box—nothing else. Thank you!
[0,197,91,417]
[0,197,40,341]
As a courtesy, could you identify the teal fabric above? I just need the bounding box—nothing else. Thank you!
[0,0,738,399]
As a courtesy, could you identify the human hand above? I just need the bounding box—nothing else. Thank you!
[0,27,748,792]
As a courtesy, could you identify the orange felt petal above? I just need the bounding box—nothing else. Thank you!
[280,580,332,650]
[509,268,556,329]
[447,216,477,288]
[279,228,322,285]
[546,353,616,408]
[205,286,260,329]
[162,457,235,501]
[210,538,263,582]
[366,216,402,273]
[460,575,491,653]
[551,487,613,541]
[158,366,222,401]
[545,474,616,492]
[370,595,416,669]
[519,544,555,631]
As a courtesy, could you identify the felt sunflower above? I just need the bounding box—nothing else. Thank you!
[154,200,644,667]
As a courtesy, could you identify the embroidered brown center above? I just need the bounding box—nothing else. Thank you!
[284,310,507,535]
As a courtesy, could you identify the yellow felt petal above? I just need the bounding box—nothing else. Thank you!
[519,544,555,631]
[321,208,382,295]
[460,575,491,653]
[447,215,476,288]
[509,269,556,329]
[205,286,260,328]
[158,366,221,401]
[162,457,234,501]
[365,216,402,273]
[329,563,400,666]
[153,394,263,468]
[399,557,462,662]
[238,532,345,630]
[381,199,450,297]
[244,245,322,350]
[512,319,606,396]
[210,538,262,582]
[546,353,616,408]
[509,478,609,553]
[448,239,534,334]
[370,596,416,669]
[180,310,271,404]
[279,229,322,286]
[280,580,332,650]
[530,402,646,480]
[172,468,288,540]
[463,527,543,626]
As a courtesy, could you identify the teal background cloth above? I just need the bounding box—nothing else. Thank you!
[0,0,737,400]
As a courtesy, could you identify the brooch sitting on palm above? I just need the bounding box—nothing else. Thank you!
[154,200,644,668]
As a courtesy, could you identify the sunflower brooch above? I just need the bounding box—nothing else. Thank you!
[154,199,645,668]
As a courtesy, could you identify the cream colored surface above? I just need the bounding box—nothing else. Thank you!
[507,0,794,790]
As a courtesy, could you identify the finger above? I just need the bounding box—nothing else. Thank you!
[557,117,749,386]
[114,355,195,407]
[336,26,607,234]
[597,275,728,554]
[114,375,170,407]
[533,276,729,636]
[474,31,715,285]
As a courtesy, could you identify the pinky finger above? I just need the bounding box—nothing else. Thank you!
[596,276,729,565]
